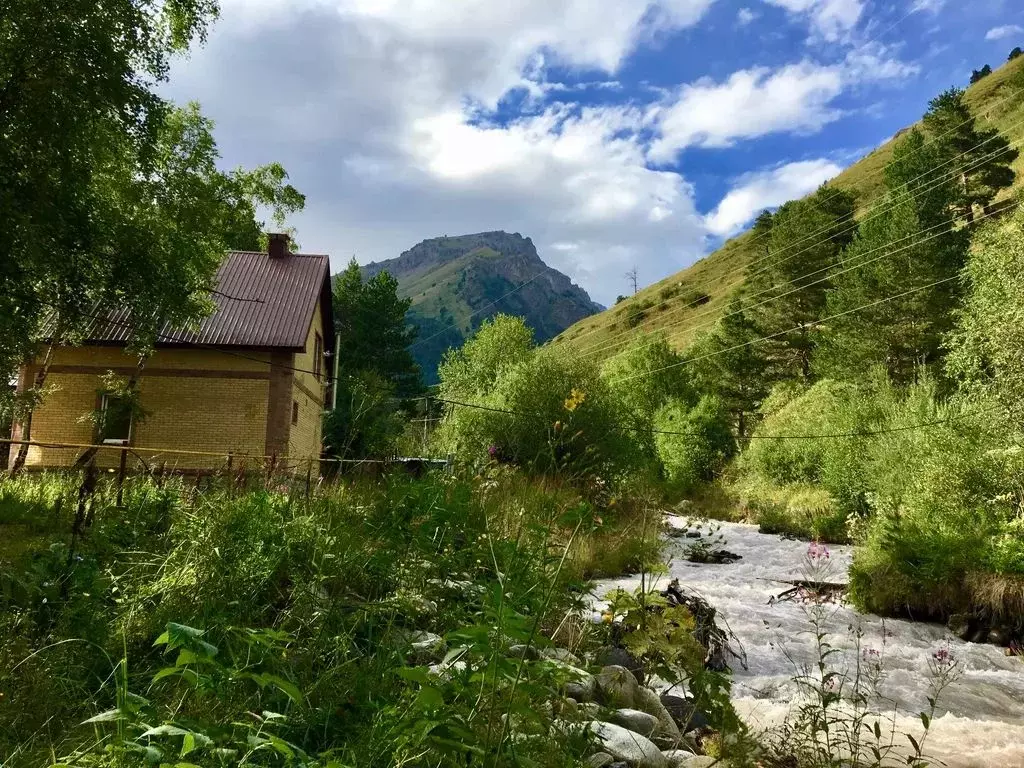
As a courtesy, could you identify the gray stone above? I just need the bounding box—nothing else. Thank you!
[661,750,699,768]
[660,694,708,733]
[579,701,604,718]
[596,646,645,685]
[508,643,541,661]
[542,647,582,665]
[635,686,681,741]
[426,659,467,681]
[587,753,616,768]
[587,721,668,768]
[550,660,597,703]
[674,757,717,768]
[609,708,659,737]
[596,665,641,708]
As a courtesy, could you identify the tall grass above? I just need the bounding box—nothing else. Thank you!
[0,467,661,767]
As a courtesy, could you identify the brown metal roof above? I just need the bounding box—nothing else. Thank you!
[81,251,334,351]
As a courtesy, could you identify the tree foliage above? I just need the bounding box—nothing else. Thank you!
[746,186,857,379]
[1010,47,1023,62]
[1,0,304,414]
[970,65,992,84]
[686,297,772,437]
[818,129,969,383]
[332,259,422,395]
[947,200,1024,422]
[922,88,1018,222]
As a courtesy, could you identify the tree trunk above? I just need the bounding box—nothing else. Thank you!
[11,340,58,474]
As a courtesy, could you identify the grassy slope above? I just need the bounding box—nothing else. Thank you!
[552,55,1024,363]
[399,246,503,330]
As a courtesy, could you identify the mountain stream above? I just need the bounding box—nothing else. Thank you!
[593,517,1024,767]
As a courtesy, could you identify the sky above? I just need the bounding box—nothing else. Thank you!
[166,0,1023,306]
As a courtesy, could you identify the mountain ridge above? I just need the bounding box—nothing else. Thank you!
[362,231,602,382]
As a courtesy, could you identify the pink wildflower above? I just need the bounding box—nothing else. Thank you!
[808,541,830,560]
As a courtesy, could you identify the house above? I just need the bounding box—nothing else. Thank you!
[10,234,335,472]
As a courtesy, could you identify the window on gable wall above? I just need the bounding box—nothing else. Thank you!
[99,393,133,444]
[314,331,323,381]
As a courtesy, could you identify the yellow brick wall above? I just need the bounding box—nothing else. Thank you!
[288,302,328,465]
[49,346,271,372]
[19,346,270,470]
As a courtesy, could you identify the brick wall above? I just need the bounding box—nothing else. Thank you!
[16,346,270,470]
[288,302,328,466]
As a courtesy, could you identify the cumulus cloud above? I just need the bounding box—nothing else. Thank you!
[763,0,863,42]
[647,45,916,163]
[910,0,945,13]
[163,0,913,304]
[705,159,842,237]
[986,25,1024,42]
[168,0,719,304]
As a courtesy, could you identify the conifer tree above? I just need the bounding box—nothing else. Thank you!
[686,297,771,437]
[922,88,1018,222]
[818,129,970,383]
[746,186,857,380]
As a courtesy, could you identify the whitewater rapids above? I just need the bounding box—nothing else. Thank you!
[593,517,1024,767]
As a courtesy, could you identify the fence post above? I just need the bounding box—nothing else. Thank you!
[116,447,128,507]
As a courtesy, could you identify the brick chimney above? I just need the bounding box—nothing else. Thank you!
[268,232,289,259]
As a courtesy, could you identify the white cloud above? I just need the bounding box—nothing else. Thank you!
[910,0,945,13]
[164,0,911,304]
[705,158,842,236]
[647,46,916,162]
[168,1,720,304]
[737,7,758,24]
[763,0,863,42]
[986,25,1023,42]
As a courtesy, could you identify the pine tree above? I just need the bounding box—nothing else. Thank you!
[746,186,857,380]
[686,297,772,437]
[1010,47,1023,61]
[818,129,969,383]
[970,65,992,84]
[922,88,1018,222]
[332,259,422,395]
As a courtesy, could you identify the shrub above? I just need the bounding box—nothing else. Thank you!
[437,328,645,480]
[654,395,735,494]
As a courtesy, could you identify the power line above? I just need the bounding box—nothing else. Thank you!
[576,134,1023,360]
[612,272,963,384]
[563,98,1024,355]
[582,195,1018,365]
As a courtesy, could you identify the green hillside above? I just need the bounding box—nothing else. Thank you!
[363,231,602,382]
[552,54,1024,363]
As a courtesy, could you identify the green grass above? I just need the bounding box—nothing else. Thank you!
[0,469,667,767]
[551,55,1024,365]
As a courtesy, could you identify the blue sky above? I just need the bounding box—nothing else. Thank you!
[166,0,1023,305]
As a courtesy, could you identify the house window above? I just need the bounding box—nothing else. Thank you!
[292,400,300,425]
[99,393,133,445]
[314,332,323,380]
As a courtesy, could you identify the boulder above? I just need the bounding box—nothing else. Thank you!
[609,708,659,738]
[596,646,645,685]
[635,687,681,741]
[661,750,699,767]
[542,647,583,665]
[674,757,717,768]
[946,613,972,641]
[660,694,709,733]
[586,753,616,768]
[587,721,668,768]
[596,665,641,708]
[509,643,541,661]
[549,661,597,702]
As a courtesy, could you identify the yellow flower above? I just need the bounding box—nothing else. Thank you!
[563,388,586,412]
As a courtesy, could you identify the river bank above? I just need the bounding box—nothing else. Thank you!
[594,517,1024,767]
